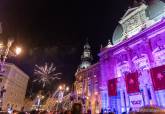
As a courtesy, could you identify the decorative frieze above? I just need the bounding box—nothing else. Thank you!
[119,4,149,40]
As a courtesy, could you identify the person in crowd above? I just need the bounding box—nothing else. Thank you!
[40,110,48,114]
[71,103,82,114]
[122,112,126,114]
[99,108,104,114]
[30,110,36,114]
[129,107,132,112]
[113,108,116,114]
[64,110,71,114]
[87,109,91,114]
[18,111,26,114]
[13,110,18,114]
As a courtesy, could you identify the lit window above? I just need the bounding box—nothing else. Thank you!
[153,49,165,66]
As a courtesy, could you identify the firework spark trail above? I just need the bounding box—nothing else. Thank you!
[33,62,61,88]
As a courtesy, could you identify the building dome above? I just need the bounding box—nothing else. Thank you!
[112,0,165,45]
[84,42,91,49]
[112,24,124,45]
[146,0,165,21]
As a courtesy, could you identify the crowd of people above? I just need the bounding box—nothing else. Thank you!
[0,105,142,114]
[9,109,115,114]
[0,103,164,114]
[0,103,117,114]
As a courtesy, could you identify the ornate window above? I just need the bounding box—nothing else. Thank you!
[84,51,90,57]
[88,78,92,96]
[153,47,165,66]
[116,61,130,77]
[119,4,148,40]
[132,54,150,70]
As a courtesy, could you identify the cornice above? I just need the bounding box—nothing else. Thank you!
[98,18,165,57]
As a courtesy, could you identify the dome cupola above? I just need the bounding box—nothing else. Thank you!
[112,0,165,45]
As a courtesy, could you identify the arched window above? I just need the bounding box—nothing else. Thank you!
[132,54,150,70]
[153,47,165,66]
[116,61,130,77]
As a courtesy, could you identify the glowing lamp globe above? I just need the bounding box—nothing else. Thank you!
[41,96,45,99]
[15,47,22,55]
[59,85,62,90]
[66,87,69,91]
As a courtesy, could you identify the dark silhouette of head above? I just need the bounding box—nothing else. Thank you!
[71,103,82,114]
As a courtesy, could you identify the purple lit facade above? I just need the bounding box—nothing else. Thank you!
[99,1,165,113]
[75,1,165,114]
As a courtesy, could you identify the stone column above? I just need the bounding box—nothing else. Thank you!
[148,85,157,105]
[142,38,155,67]
[125,46,134,71]
[142,85,150,105]
[120,89,126,113]
[124,89,129,112]
[158,90,165,107]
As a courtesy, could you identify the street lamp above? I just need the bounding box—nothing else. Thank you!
[0,38,22,110]
[59,85,62,90]
[36,95,45,110]
[57,85,69,102]
[66,87,69,92]
[15,47,22,55]
[0,38,22,72]
[54,85,70,111]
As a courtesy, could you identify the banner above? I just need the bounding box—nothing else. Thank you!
[129,94,144,108]
[107,78,117,96]
[150,65,165,91]
[125,71,139,93]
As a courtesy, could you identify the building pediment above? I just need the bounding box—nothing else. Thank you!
[119,4,147,24]
[121,7,139,20]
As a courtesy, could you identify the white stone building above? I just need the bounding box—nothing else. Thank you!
[0,63,29,111]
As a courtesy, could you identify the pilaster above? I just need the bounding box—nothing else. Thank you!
[124,46,134,72]
[120,89,126,113]
[124,89,130,112]
[142,37,155,67]
[142,85,150,105]
[148,85,157,105]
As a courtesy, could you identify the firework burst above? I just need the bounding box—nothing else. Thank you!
[33,62,61,88]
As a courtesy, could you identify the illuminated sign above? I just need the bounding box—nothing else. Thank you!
[129,94,144,108]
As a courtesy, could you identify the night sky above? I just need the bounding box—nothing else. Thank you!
[0,0,132,94]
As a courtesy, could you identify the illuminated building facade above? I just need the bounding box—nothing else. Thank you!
[0,63,29,111]
[75,63,101,114]
[75,1,165,113]
[99,0,165,113]
[74,42,101,114]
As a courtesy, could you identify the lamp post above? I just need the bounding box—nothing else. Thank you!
[54,84,69,111]
[58,85,69,103]
[0,38,22,72]
[36,95,45,110]
[0,38,22,110]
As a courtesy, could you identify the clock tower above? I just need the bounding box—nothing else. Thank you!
[79,40,93,69]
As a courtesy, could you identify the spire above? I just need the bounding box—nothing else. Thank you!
[107,39,113,48]
[84,37,90,50]
[79,40,93,69]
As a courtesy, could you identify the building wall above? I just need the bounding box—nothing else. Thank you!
[1,64,29,111]
[74,3,165,113]
[74,63,102,114]
[99,19,165,112]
